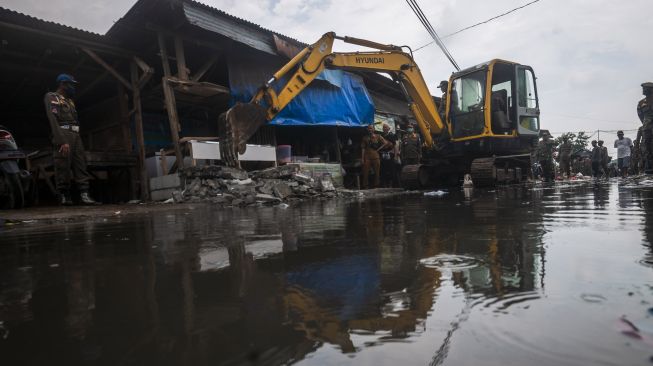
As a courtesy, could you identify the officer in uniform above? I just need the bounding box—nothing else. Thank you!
[361,124,390,189]
[637,82,653,173]
[536,132,555,182]
[557,135,573,178]
[437,80,448,120]
[598,140,609,177]
[401,125,422,166]
[44,74,98,205]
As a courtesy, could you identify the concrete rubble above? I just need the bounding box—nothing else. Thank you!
[172,165,340,207]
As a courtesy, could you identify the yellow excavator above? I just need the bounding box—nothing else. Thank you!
[219,32,541,187]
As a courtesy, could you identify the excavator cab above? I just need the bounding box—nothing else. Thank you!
[446,59,540,141]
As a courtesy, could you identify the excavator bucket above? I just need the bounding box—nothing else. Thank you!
[218,102,268,167]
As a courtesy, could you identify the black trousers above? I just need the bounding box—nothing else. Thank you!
[591,162,602,178]
[539,159,554,181]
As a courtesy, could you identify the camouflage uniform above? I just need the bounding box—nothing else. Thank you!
[600,144,609,177]
[638,83,653,173]
[537,138,555,181]
[401,133,421,166]
[44,92,91,192]
[558,141,572,177]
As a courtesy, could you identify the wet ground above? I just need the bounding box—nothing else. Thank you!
[1,178,653,366]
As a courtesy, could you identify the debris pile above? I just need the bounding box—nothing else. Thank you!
[171,165,338,206]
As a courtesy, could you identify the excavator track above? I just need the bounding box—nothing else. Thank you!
[400,164,430,190]
[470,158,497,187]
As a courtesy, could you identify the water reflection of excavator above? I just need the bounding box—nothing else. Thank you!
[219,32,541,187]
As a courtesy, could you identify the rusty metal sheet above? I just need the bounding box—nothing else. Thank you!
[183,2,277,55]
[273,34,304,59]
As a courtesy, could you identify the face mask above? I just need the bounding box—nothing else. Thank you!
[64,84,76,97]
[407,128,414,133]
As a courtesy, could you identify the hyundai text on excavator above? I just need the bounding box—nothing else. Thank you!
[218,32,541,187]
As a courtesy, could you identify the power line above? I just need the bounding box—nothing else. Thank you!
[414,0,542,52]
[405,0,460,70]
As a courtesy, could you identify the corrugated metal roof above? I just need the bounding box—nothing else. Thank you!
[184,0,306,49]
[183,2,277,55]
[0,6,107,43]
[182,1,308,56]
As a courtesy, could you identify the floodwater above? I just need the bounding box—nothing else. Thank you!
[1,178,653,366]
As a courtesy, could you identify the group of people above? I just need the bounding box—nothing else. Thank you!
[535,130,634,181]
[532,82,653,181]
[360,123,421,189]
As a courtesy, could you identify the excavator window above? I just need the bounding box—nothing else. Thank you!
[490,62,517,134]
[518,68,537,108]
[517,67,539,133]
[450,70,486,138]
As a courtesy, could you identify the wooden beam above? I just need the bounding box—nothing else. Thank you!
[130,62,150,201]
[174,36,188,80]
[334,126,342,163]
[133,56,152,74]
[0,20,133,57]
[146,23,226,53]
[134,57,154,89]
[157,33,172,77]
[76,68,111,100]
[81,48,132,91]
[191,54,219,82]
[161,77,184,170]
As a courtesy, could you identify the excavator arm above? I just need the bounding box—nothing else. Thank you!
[219,32,445,166]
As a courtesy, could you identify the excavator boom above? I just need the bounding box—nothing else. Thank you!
[218,32,445,166]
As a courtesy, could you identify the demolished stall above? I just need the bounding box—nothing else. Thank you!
[0,0,417,204]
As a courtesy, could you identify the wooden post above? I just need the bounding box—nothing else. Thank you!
[157,33,171,78]
[158,32,184,170]
[117,83,137,199]
[334,126,342,163]
[162,78,184,170]
[174,36,188,80]
[130,62,150,201]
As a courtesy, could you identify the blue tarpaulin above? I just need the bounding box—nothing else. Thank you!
[228,47,374,127]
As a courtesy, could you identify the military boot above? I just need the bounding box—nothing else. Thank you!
[80,191,99,205]
[58,191,73,206]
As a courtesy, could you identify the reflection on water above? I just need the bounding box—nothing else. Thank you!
[1,178,653,365]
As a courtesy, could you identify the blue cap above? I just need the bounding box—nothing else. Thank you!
[56,74,78,84]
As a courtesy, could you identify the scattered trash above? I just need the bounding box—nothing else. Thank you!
[424,190,448,197]
[163,198,174,204]
[49,263,59,268]
[114,211,121,215]
[127,200,141,204]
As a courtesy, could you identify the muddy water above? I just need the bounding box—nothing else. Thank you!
[1,178,653,366]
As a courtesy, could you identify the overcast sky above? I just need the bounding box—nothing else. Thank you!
[3,0,652,148]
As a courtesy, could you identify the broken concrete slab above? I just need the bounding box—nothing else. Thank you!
[256,194,282,203]
[273,182,293,199]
